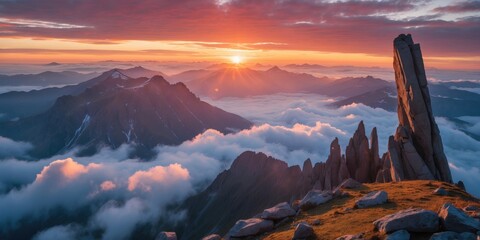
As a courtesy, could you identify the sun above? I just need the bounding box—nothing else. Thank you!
[230,55,242,64]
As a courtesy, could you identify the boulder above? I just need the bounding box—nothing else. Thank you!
[336,233,364,240]
[338,178,362,189]
[227,218,274,238]
[156,232,177,240]
[373,208,439,233]
[430,231,476,240]
[464,206,480,212]
[460,232,477,240]
[299,190,333,210]
[202,234,222,240]
[439,203,480,233]
[312,219,321,226]
[355,190,388,208]
[386,230,410,240]
[433,187,448,196]
[293,222,315,239]
[259,202,296,220]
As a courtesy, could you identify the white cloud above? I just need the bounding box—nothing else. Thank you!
[0,136,32,159]
[32,224,79,240]
[0,93,478,238]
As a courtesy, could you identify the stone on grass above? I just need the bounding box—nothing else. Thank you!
[433,187,448,196]
[355,190,388,208]
[227,218,274,238]
[293,222,314,239]
[373,208,439,233]
[299,190,333,210]
[260,202,296,220]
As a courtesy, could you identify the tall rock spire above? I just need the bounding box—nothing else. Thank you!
[386,34,452,182]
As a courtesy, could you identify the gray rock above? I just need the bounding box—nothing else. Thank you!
[293,222,314,239]
[355,190,388,208]
[339,178,362,189]
[386,230,410,240]
[464,206,480,212]
[299,190,333,210]
[433,187,448,196]
[202,234,222,240]
[439,203,480,233]
[373,208,439,233]
[431,231,476,240]
[430,231,458,240]
[227,218,274,238]
[156,232,177,240]
[459,232,477,240]
[260,202,296,220]
[312,219,321,226]
[336,233,364,240]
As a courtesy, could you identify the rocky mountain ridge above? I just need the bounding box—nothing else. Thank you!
[0,71,252,158]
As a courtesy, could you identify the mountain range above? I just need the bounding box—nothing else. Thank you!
[0,71,98,87]
[0,67,166,120]
[0,70,251,159]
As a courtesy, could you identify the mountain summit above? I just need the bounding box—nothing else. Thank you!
[0,73,252,158]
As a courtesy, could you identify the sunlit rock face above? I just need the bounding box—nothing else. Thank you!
[380,34,452,183]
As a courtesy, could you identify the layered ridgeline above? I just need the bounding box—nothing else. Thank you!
[0,70,251,159]
[173,34,458,239]
[0,66,165,120]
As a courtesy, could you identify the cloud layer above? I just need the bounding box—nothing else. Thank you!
[0,93,479,239]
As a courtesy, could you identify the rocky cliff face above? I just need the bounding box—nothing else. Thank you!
[378,34,453,183]
[178,151,312,239]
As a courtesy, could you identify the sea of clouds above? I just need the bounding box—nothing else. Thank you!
[0,93,479,239]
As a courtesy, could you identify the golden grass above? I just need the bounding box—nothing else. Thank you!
[261,180,479,240]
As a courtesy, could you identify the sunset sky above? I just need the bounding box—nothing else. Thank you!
[0,0,479,69]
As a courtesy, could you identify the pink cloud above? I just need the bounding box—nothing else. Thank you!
[127,164,190,192]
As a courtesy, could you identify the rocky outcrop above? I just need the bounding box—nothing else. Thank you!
[345,122,380,183]
[178,151,312,239]
[312,137,350,190]
[380,34,452,183]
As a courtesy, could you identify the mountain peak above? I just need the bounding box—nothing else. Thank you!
[109,69,130,80]
[267,66,283,72]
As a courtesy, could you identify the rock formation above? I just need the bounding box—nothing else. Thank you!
[379,34,452,183]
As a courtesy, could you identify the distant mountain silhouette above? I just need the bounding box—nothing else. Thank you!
[0,67,166,120]
[170,66,331,99]
[0,71,98,87]
[0,71,251,158]
[44,62,61,66]
[169,67,391,99]
[331,83,480,117]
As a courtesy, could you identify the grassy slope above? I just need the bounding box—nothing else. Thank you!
[261,180,479,240]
